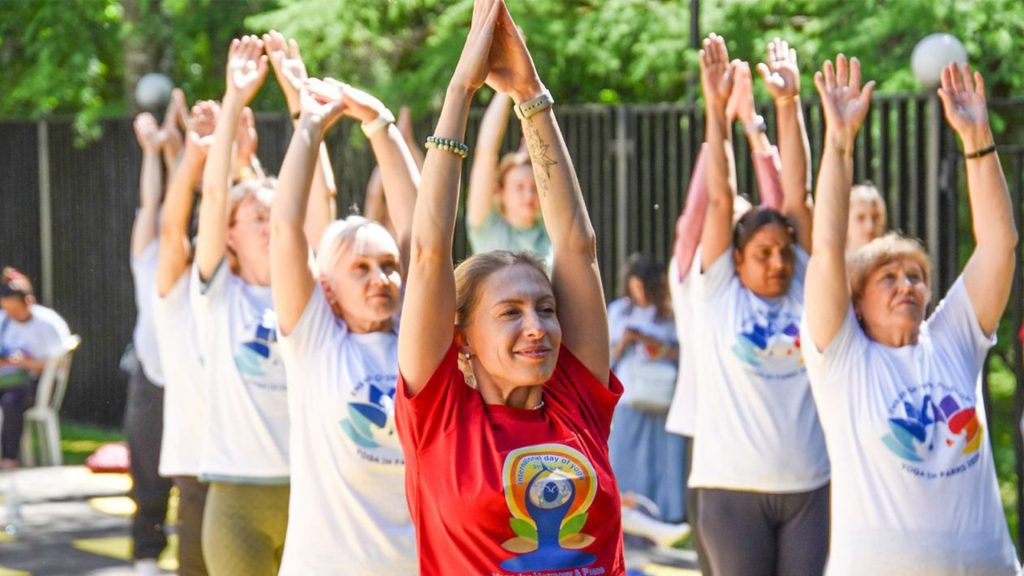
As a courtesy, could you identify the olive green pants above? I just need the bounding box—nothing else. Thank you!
[201,482,289,576]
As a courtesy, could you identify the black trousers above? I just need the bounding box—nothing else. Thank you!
[124,368,173,560]
[0,382,31,460]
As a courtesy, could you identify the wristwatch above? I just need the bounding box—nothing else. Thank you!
[513,90,555,121]
[361,108,396,139]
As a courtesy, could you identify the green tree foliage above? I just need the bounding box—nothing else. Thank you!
[0,0,124,137]
[1,0,1023,131]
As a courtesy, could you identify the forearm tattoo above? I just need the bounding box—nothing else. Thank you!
[524,117,558,198]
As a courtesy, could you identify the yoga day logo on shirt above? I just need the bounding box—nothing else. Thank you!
[881,384,984,479]
[340,374,399,454]
[234,309,285,391]
[498,444,600,572]
[731,309,804,378]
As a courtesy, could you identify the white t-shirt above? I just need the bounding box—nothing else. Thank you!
[277,287,415,575]
[688,246,829,492]
[155,271,207,477]
[131,241,164,386]
[190,263,289,482]
[665,256,697,437]
[801,278,1019,575]
[0,304,70,371]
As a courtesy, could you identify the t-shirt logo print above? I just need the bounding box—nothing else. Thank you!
[499,445,599,571]
[340,375,397,449]
[882,392,984,466]
[234,309,284,390]
[731,310,802,371]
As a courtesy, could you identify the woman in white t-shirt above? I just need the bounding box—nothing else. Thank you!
[803,57,1019,576]
[269,72,419,573]
[191,36,333,576]
[690,34,829,575]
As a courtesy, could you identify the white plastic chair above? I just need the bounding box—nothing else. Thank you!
[20,334,81,467]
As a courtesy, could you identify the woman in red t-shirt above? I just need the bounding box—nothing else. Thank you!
[396,1,626,574]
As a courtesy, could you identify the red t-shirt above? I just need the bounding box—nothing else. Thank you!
[397,343,626,576]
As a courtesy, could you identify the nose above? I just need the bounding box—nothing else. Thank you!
[522,309,546,340]
[369,266,390,286]
[768,251,785,271]
[895,273,915,293]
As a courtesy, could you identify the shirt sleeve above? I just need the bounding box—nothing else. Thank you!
[131,240,159,314]
[189,260,229,352]
[396,342,467,451]
[695,245,736,302]
[925,276,995,374]
[467,210,502,254]
[277,286,340,370]
[801,305,864,376]
[548,345,623,441]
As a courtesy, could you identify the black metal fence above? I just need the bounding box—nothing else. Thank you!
[2,97,1023,482]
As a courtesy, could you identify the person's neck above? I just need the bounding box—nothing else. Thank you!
[864,323,920,348]
[477,378,545,410]
[506,213,536,230]
[237,264,270,287]
[343,314,394,334]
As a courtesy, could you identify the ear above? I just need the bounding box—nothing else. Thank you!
[320,276,342,316]
[852,298,864,321]
[732,247,743,268]
[454,325,471,356]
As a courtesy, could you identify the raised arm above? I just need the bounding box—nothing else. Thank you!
[940,64,1018,334]
[727,59,783,210]
[698,34,736,271]
[339,83,420,272]
[673,145,708,282]
[271,79,347,334]
[196,36,268,281]
[160,88,187,172]
[466,91,514,229]
[399,0,501,394]
[264,30,336,249]
[157,100,218,296]
[759,39,812,250]
[131,113,165,258]
[485,3,608,382]
[805,55,874,350]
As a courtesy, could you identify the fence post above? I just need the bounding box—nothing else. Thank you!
[37,118,53,306]
[614,106,630,267]
[923,95,943,280]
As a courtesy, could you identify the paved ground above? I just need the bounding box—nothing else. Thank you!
[0,466,699,575]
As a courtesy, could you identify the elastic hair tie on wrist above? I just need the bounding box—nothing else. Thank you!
[964,144,996,160]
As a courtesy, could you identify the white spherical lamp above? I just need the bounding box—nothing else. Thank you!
[911,33,968,89]
[134,73,174,111]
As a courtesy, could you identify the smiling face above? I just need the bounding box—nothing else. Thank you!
[734,222,796,299]
[499,164,540,229]
[322,225,402,333]
[459,263,562,392]
[855,257,931,342]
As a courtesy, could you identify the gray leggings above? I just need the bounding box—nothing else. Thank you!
[697,484,829,576]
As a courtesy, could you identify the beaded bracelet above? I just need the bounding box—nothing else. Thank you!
[425,136,469,159]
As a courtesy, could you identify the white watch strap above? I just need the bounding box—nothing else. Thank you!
[513,90,554,120]
[361,108,396,138]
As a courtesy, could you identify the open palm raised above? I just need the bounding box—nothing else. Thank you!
[814,54,875,141]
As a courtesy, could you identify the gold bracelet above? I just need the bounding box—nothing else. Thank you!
[425,136,469,159]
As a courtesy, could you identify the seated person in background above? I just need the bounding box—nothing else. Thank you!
[0,267,70,469]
